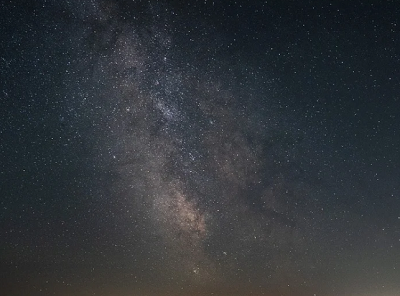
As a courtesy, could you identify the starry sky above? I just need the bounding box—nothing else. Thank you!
[1,1,399,296]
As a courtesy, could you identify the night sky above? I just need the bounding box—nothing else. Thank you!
[1,1,400,295]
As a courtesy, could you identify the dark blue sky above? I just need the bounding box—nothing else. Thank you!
[1,1,399,295]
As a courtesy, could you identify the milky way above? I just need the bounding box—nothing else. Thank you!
[58,0,317,286]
